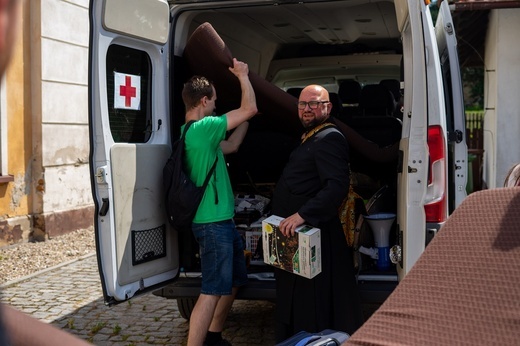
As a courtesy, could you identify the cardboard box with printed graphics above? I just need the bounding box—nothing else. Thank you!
[262,215,321,279]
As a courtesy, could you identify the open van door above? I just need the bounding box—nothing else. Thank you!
[88,0,178,305]
[435,0,468,210]
[394,0,467,279]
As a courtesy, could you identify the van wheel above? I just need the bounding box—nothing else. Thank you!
[177,298,197,320]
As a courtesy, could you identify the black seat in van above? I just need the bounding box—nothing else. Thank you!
[379,79,400,103]
[348,116,402,148]
[328,92,343,118]
[359,84,396,116]
[379,79,403,119]
[338,79,362,122]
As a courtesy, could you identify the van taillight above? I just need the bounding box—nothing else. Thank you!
[425,125,447,223]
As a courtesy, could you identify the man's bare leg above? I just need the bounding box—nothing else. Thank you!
[187,294,220,346]
[208,287,238,333]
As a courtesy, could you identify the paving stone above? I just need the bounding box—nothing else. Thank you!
[1,255,277,345]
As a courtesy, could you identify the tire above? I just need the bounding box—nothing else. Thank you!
[177,297,197,320]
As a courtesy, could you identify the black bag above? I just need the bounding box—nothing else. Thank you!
[163,121,217,231]
[276,329,349,346]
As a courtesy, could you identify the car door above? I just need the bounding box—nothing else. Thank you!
[435,0,468,211]
[89,0,178,305]
[394,0,430,279]
[395,0,467,280]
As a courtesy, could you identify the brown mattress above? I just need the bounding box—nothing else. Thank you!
[182,22,400,165]
[346,187,520,345]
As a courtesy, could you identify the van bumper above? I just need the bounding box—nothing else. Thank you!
[153,274,396,304]
[153,276,277,301]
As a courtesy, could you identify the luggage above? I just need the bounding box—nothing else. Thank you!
[276,329,349,346]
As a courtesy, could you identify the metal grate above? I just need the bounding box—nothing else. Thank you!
[131,224,166,265]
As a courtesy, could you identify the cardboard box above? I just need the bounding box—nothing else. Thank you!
[262,215,321,279]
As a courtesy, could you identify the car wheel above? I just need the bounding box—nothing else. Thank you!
[177,297,197,320]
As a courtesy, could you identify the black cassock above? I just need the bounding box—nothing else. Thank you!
[272,125,364,342]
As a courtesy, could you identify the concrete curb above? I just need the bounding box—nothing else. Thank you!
[0,252,96,289]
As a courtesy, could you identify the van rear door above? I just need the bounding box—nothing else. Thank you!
[88,0,178,305]
[435,0,468,210]
[394,0,430,279]
[396,0,466,279]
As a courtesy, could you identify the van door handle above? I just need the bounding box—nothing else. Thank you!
[448,129,463,143]
[99,198,109,216]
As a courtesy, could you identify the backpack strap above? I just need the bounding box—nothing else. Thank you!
[201,156,218,190]
[301,122,343,144]
[182,120,219,204]
[181,120,197,139]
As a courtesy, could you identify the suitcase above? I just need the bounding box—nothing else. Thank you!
[276,329,349,346]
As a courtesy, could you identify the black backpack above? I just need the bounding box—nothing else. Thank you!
[163,121,217,231]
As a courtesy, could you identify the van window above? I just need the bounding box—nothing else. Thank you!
[106,44,152,143]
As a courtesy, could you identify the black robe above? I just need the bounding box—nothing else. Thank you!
[272,124,364,342]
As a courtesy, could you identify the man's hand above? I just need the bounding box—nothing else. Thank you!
[228,58,249,78]
[279,213,305,237]
[225,58,257,130]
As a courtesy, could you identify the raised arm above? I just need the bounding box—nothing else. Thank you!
[225,58,257,131]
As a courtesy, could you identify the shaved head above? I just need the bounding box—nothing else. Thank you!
[298,85,332,129]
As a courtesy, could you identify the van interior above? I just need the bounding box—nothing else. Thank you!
[165,1,404,278]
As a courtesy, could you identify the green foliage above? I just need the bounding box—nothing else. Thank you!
[112,324,122,336]
[89,322,106,335]
[67,318,75,330]
[462,67,484,109]
[429,1,439,24]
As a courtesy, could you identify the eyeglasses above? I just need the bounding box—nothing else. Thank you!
[297,101,330,110]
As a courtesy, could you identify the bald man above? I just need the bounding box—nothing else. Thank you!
[272,85,364,341]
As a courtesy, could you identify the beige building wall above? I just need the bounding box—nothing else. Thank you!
[1,0,93,246]
[0,1,33,245]
[483,8,520,188]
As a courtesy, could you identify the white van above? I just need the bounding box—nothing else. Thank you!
[89,0,467,318]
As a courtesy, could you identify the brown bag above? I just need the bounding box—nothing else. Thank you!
[338,184,366,247]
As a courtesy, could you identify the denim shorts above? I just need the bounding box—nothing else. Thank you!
[192,219,248,295]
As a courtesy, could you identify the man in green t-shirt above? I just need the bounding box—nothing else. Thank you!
[183,58,257,346]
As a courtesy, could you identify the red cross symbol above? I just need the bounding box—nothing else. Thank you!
[119,76,137,107]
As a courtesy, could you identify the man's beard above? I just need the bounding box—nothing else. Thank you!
[300,114,327,129]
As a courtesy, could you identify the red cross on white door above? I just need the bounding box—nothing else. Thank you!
[114,72,141,110]
[120,76,137,107]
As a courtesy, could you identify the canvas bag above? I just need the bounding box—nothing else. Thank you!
[163,121,217,231]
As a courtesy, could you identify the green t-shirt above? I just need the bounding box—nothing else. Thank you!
[182,115,235,223]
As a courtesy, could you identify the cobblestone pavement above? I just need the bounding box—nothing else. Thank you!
[1,254,276,345]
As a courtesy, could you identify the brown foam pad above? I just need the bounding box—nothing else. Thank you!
[346,187,520,345]
[183,22,400,163]
[183,22,302,137]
